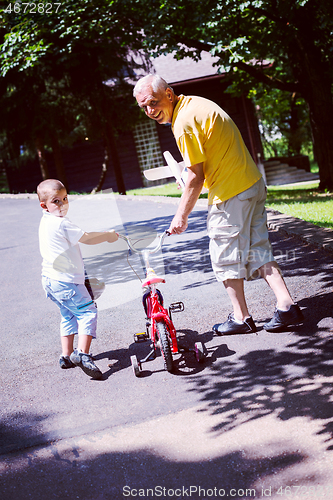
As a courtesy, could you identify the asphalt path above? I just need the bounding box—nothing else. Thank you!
[1,193,333,500]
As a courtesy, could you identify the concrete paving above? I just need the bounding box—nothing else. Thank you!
[1,193,333,500]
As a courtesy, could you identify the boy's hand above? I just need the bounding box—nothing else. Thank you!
[106,230,118,243]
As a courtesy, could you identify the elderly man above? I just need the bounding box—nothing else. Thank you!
[133,74,303,334]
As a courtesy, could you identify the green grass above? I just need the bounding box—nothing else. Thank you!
[266,181,333,229]
[127,182,208,199]
[127,179,333,231]
[126,183,183,197]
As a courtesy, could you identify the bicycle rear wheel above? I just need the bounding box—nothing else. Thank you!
[156,321,173,372]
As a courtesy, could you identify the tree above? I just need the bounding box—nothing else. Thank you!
[127,0,333,189]
[251,87,312,158]
[0,69,80,187]
[0,0,149,193]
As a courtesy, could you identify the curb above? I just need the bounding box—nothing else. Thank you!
[266,208,333,254]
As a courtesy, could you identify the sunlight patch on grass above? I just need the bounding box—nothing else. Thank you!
[266,199,333,229]
[266,182,333,229]
[127,182,208,199]
[127,182,182,197]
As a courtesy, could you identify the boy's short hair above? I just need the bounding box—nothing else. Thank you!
[37,179,66,202]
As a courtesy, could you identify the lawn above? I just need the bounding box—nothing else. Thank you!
[126,179,333,231]
[265,182,333,229]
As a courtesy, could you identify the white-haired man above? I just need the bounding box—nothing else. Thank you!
[133,74,303,334]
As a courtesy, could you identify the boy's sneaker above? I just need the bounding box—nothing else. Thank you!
[264,304,304,332]
[70,350,102,379]
[59,355,76,369]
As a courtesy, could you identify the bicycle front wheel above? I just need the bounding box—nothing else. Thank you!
[156,321,173,373]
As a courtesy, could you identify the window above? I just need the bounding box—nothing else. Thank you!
[133,120,165,186]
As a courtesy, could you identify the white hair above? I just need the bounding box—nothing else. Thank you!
[133,74,172,97]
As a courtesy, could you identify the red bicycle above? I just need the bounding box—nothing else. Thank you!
[117,230,207,376]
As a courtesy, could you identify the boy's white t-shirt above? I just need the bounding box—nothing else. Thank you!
[39,210,85,284]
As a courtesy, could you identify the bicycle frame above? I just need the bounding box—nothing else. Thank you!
[117,230,206,375]
[117,230,179,356]
[146,284,178,354]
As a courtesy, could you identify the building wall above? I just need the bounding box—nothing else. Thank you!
[6,77,263,194]
[6,131,144,194]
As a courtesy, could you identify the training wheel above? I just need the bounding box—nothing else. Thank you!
[130,355,141,377]
[194,342,207,363]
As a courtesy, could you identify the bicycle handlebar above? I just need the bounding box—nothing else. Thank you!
[117,230,170,255]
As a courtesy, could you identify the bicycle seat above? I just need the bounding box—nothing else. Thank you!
[142,268,165,287]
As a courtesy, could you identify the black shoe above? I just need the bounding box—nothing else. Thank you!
[70,350,102,379]
[264,304,304,332]
[213,313,257,335]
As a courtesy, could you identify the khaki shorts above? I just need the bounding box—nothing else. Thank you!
[207,178,274,281]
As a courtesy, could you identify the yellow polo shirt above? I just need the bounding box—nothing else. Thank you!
[171,95,261,205]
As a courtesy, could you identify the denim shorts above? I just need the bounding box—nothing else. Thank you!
[207,178,275,281]
[42,276,97,337]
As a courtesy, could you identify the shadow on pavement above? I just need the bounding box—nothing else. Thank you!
[184,334,333,451]
[95,329,231,379]
[0,441,305,500]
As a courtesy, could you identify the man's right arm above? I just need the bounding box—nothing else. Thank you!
[168,162,205,234]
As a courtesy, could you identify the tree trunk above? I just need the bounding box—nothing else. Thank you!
[51,133,68,190]
[91,146,108,194]
[288,93,302,156]
[306,89,333,190]
[289,22,333,190]
[296,55,333,189]
[104,123,126,195]
[34,136,49,180]
[91,126,126,195]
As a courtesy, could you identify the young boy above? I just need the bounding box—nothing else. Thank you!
[37,179,118,379]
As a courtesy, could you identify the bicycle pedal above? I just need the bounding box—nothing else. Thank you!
[134,332,149,343]
[169,301,184,313]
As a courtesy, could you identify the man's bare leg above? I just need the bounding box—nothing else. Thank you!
[223,278,250,321]
[258,261,304,331]
[212,278,256,334]
[258,261,293,310]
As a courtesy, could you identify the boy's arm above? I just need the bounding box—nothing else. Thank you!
[79,230,118,245]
